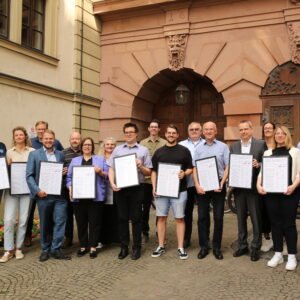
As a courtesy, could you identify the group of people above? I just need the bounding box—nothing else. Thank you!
[0,119,299,271]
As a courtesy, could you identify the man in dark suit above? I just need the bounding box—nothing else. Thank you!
[230,120,265,261]
[26,130,70,262]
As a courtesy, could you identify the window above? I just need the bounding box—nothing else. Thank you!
[0,0,9,38]
[22,0,45,51]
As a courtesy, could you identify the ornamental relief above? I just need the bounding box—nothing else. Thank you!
[167,34,188,71]
[271,106,293,128]
[287,22,300,65]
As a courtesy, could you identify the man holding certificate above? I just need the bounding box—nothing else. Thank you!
[151,125,193,260]
[26,130,70,262]
[193,121,229,260]
[108,123,152,260]
[229,120,265,262]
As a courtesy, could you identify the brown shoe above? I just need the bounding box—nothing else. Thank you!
[24,236,32,247]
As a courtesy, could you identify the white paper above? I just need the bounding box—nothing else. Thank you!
[0,157,10,190]
[11,163,30,195]
[262,156,288,193]
[39,162,63,195]
[115,154,139,188]
[229,154,253,189]
[196,157,220,192]
[72,166,96,199]
[156,163,181,198]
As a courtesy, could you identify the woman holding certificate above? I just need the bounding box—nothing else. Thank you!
[257,126,300,271]
[66,137,108,259]
[0,127,34,263]
[98,137,119,246]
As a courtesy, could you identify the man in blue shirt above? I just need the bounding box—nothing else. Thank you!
[179,122,204,248]
[193,121,229,260]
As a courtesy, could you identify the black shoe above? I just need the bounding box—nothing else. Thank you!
[118,248,129,260]
[233,248,249,257]
[39,252,49,262]
[62,238,73,249]
[197,248,209,259]
[184,240,191,249]
[77,248,89,257]
[131,248,141,260]
[213,249,224,260]
[90,250,97,259]
[51,251,71,260]
[250,249,260,261]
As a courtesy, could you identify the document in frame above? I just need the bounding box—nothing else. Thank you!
[0,157,10,190]
[10,162,30,195]
[228,154,253,189]
[72,166,96,199]
[262,156,289,193]
[156,163,181,198]
[38,161,63,195]
[114,154,139,188]
[195,156,220,192]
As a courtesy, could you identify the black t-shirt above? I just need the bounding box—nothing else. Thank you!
[0,142,6,157]
[152,144,193,192]
[271,147,292,185]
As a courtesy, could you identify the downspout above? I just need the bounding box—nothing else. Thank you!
[78,0,84,134]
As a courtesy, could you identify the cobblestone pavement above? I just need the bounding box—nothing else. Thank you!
[0,212,300,300]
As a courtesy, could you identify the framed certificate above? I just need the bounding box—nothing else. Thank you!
[0,157,10,190]
[72,166,96,199]
[38,161,63,196]
[10,162,30,195]
[262,156,289,193]
[114,154,139,188]
[195,156,220,192]
[228,154,253,189]
[156,163,181,198]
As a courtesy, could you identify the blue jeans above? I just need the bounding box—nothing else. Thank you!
[37,197,67,254]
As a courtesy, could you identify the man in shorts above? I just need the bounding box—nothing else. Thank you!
[151,124,193,259]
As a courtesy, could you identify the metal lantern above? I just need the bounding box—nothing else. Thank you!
[175,84,190,105]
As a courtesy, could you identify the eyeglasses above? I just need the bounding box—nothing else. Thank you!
[83,144,93,147]
[264,127,274,131]
[189,128,200,131]
[124,131,136,135]
[275,132,286,136]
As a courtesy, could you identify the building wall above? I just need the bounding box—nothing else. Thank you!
[94,0,300,141]
[0,0,102,149]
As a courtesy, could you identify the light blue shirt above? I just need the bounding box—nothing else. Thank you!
[179,138,204,187]
[43,147,57,162]
[193,139,229,178]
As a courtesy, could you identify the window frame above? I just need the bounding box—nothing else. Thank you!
[0,0,10,39]
[21,0,46,52]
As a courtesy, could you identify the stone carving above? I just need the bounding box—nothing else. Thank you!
[261,61,300,95]
[271,106,293,128]
[287,23,300,64]
[167,34,188,71]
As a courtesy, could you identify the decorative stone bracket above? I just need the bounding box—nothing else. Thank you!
[166,34,188,71]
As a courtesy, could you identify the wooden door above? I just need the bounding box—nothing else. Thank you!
[153,82,225,141]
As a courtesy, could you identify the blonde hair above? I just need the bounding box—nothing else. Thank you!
[12,126,31,147]
[272,125,294,150]
[98,137,117,156]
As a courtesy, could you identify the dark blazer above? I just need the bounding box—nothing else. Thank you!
[26,147,64,199]
[230,138,266,190]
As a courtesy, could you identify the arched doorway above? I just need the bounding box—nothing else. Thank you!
[261,61,300,143]
[133,68,225,141]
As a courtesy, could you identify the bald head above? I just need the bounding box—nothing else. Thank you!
[69,132,81,150]
[203,121,217,142]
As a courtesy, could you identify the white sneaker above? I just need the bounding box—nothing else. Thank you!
[151,246,165,258]
[178,248,188,260]
[15,250,24,260]
[96,242,103,249]
[267,252,283,268]
[286,255,297,271]
[0,252,14,263]
[261,238,273,252]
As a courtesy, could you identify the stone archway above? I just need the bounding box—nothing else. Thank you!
[132,68,225,141]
